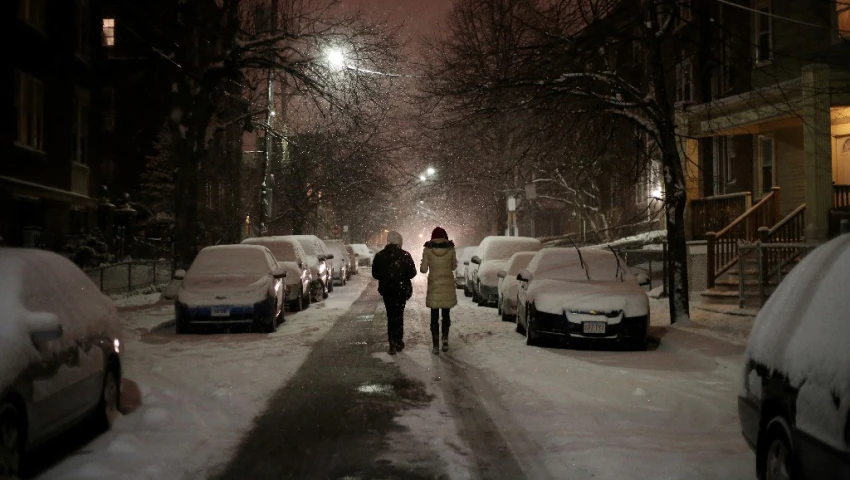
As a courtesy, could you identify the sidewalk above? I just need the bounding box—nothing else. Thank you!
[650,297,758,347]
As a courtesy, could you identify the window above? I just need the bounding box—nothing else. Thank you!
[19,0,46,32]
[759,136,774,193]
[14,71,44,151]
[76,0,91,59]
[836,1,850,40]
[675,58,694,104]
[712,137,736,195]
[102,18,115,47]
[754,1,772,64]
[72,90,90,164]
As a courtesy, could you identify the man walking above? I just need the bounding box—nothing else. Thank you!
[372,231,417,355]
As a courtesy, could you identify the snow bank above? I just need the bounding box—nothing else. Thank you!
[0,248,119,388]
[478,236,541,261]
[746,235,850,396]
[585,230,666,249]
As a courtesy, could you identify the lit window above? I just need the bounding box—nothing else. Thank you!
[14,71,44,151]
[837,1,850,40]
[754,1,772,64]
[103,18,115,46]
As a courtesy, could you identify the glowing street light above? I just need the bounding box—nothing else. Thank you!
[426,167,436,176]
[326,47,346,70]
[419,175,426,181]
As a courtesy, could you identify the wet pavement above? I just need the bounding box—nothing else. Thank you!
[211,283,451,479]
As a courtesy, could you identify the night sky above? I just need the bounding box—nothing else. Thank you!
[342,0,454,38]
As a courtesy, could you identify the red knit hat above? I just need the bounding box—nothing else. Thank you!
[431,226,448,240]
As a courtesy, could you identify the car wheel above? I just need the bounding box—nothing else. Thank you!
[464,286,472,298]
[95,364,121,431]
[322,281,329,299]
[328,277,335,293]
[290,288,304,312]
[497,298,502,316]
[759,418,796,480]
[515,312,525,334]
[0,400,22,477]
[628,333,648,351]
[525,307,538,346]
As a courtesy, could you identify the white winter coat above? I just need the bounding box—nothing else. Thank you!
[421,239,458,309]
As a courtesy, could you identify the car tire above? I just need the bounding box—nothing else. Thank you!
[464,286,472,298]
[629,334,648,351]
[525,307,539,346]
[95,363,121,431]
[261,298,278,333]
[758,417,796,480]
[303,286,311,309]
[515,313,525,334]
[0,399,23,477]
[328,276,335,293]
[290,288,304,312]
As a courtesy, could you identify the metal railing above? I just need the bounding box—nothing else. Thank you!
[835,184,850,208]
[85,259,172,295]
[620,247,667,295]
[737,242,815,308]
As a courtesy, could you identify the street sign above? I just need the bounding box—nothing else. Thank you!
[331,225,341,237]
[525,183,537,200]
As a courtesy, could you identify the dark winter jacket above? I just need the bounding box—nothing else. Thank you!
[372,244,417,300]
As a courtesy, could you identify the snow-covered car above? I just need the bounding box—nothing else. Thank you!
[496,251,537,322]
[350,244,373,266]
[738,234,850,480]
[455,246,478,289]
[241,236,311,312]
[344,244,359,277]
[0,248,123,476]
[323,240,349,286]
[516,247,649,349]
[288,235,334,299]
[174,245,286,333]
[471,236,542,307]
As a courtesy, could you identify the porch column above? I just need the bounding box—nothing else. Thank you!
[676,110,700,239]
[802,64,833,242]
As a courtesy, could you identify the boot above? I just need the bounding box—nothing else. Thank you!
[388,342,397,355]
[432,334,440,355]
[442,336,449,352]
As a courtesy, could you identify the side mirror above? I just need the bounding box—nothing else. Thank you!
[31,324,63,343]
[317,254,327,261]
[517,269,532,282]
[635,272,651,287]
[497,270,507,279]
[463,260,470,266]
[326,254,335,260]
[471,256,481,265]
[272,266,287,279]
[355,253,360,257]
[297,259,303,268]
[174,269,186,280]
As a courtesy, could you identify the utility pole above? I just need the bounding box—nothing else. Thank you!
[258,0,279,236]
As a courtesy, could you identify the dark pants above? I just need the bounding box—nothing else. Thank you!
[384,296,406,346]
[430,308,451,339]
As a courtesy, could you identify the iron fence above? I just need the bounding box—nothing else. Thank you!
[85,259,173,295]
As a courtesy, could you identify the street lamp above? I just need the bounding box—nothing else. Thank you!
[326,47,346,70]
[426,167,436,176]
[419,175,426,181]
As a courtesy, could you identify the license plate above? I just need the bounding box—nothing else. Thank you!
[211,306,230,317]
[582,321,606,334]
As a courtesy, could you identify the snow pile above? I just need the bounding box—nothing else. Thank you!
[0,248,119,387]
[746,234,850,397]
[242,236,300,263]
[585,230,667,249]
[478,236,541,262]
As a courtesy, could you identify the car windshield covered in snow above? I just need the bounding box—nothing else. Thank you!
[526,248,589,281]
[479,236,541,261]
[291,235,326,257]
[241,237,299,263]
[186,245,275,277]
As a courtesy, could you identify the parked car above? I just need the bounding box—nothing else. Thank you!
[0,248,123,477]
[241,236,311,312]
[496,251,537,322]
[738,234,850,480]
[288,235,334,299]
[516,247,649,349]
[174,244,286,333]
[345,244,359,277]
[350,244,373,266]
[455,246,478,289]
[464,255,480,299]
[471,236,542,307]
[323,240,349,286]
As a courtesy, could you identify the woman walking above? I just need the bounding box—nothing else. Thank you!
[420,227,457,354]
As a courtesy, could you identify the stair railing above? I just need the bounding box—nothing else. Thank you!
[706,187,780,288]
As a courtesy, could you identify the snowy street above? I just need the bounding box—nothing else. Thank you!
[32,273,753,479]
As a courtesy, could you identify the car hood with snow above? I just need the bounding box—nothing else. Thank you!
[527,279,649,319]
[478,260,509,287]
